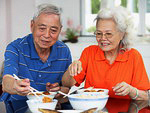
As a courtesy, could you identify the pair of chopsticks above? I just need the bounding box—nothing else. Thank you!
[13,74,42,100]
[17,76,46,86]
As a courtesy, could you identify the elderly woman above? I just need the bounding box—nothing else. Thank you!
[62,6,150,100]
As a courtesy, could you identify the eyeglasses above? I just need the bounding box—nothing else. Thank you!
[94,31,114,39]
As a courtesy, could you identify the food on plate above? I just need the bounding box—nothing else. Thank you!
[42,96,53,103]
[38,108,61,113]
[28,92,42,95]
[84,89,104,92]
[82,108,108,113]
[28,91,51,96]
[43,91,51,95]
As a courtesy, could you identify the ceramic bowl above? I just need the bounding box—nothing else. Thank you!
[27,91,57,100]
[77,88,109,95]
[26,99,58,112]
[68,93,109,110]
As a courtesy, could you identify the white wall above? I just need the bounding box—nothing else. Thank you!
[0,0,8,69]
[11,0,35,40]
[0,0,35,72]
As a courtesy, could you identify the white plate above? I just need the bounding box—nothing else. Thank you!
[58,110,83,113]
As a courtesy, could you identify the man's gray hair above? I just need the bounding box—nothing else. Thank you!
[95,6,135,50]
[33,4,62,24]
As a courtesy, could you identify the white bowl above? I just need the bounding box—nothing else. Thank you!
[27,91,57,100]
[68,93,109,110]
[26,99,58,112]
[77,88,109,95]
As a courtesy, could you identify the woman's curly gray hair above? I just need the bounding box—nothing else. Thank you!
[95,6,135,50]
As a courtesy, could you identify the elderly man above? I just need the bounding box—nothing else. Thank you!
[1,4,71,103]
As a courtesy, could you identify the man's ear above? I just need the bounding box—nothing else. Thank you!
[30,20,34,32]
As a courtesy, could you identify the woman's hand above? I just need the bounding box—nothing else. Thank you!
[113,82,132,96]
[68,60,82,76]
[13,79,30,96]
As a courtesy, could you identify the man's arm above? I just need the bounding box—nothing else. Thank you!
[2,74,30,96]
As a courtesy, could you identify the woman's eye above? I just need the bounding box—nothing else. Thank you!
[97,33,102,35]
[106,33,112,36]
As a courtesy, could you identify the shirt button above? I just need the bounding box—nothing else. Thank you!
[39,75,41,77]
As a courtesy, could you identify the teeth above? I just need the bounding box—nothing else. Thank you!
[101,43,109,46]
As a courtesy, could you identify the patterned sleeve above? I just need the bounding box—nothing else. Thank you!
[3,43,19,77]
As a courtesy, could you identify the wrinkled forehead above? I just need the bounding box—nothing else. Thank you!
[96,19,118,31]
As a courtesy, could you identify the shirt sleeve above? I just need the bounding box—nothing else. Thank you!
[74,47,89,85]
[3,43,19,77]
[131,49,150,90]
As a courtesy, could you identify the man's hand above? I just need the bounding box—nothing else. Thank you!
[13,79,30,96]
[46,82,61,92]
[68,60,82,76]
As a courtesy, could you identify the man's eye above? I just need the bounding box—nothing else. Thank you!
[39,28,46,31]
[51,29,58,33]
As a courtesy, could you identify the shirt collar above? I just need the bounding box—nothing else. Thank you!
[115,49,129,62]
[95,47,129,62]
[47,42,58,62]
[95,47,105,61]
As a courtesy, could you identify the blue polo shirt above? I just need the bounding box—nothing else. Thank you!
[1,34,72,101]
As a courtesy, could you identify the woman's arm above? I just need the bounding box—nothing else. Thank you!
[62,68,77,88]
[62,60,82,87]
[113,82,149,100]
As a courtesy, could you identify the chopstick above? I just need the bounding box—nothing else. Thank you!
[13,74,41,100]
[13,74,49,98]
[17,76,46,86]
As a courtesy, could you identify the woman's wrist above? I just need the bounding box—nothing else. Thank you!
[131,87,139,100]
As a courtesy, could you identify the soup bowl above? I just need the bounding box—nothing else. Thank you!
[68,93,109,110]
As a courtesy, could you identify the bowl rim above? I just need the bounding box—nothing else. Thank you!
[68,94,109,101]
[26,99,58,103]
[77,88,109,92]
[27,91,57,96]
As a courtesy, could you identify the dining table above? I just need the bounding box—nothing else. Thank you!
[0,97,150,113]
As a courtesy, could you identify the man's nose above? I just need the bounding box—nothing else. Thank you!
[44,29,51,38]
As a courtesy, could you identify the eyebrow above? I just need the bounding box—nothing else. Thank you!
[97,30,113,32]
[38,24,59,29]
[38,24,47,27]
